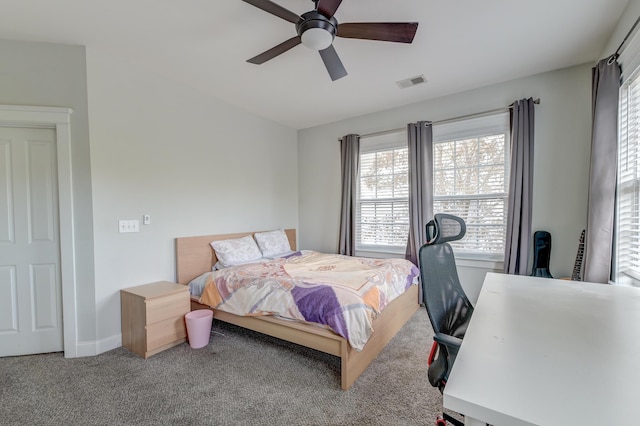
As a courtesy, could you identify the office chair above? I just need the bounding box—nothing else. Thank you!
[419,214,474,426]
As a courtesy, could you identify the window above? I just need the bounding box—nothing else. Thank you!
[356,131,409,254]
[433,113,510,260]
[616,69,640,285]
[354,113,510,259]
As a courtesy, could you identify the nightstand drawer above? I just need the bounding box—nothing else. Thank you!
[146,316,187,351]
[146,292,190,324]
[121,281,190,358]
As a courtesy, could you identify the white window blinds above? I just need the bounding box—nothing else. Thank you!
[433,113,510,260]
[354,114,510,259]
[356,131,409,253]
[617,70,640,284]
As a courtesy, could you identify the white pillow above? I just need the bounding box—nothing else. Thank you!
[210,235,263,268]
[213,258,264,270]
[254,229,292,258]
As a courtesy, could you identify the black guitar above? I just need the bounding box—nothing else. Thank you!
[571,230,586,281]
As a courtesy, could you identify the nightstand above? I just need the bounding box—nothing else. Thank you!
[120,281,190,358]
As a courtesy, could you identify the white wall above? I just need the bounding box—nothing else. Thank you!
[298,64,593,300]
[0,37,603,352]
[86,49,298,349]
[601,0,640,58]
[0,39,96,343]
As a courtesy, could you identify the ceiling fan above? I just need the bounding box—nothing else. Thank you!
[242,0,419,81]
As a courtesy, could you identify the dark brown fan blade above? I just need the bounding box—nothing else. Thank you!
[316,0,343,18]
[241,0,300,23]
[247,36,301,64]
[337,22,419,43]
[319,45,347,81]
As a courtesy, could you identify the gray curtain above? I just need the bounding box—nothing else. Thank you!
[338,134,360,256]
[583,56,621,284]
[504,98,535,275]
[405,121,433,265]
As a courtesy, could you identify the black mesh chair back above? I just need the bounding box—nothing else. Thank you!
[419,214,474,393]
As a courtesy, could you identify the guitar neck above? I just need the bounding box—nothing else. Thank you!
[571,230,586,281]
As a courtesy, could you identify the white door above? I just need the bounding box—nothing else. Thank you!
[0,126,63,356]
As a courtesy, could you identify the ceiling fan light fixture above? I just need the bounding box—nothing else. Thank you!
[296,11,337,51]
[301,28,334,50]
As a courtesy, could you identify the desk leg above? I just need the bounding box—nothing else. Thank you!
[464,417,486,426]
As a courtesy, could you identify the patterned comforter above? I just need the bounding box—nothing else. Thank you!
[197,251,419,350]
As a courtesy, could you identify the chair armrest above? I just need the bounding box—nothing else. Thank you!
[434,333,463,350]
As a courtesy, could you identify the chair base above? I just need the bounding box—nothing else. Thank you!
[436,412,464,426]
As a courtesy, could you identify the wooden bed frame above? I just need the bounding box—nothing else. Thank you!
[174,229,419,390]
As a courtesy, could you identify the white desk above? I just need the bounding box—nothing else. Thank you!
[443,272,640,426]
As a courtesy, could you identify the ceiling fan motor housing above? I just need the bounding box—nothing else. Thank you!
[296,11,338,49]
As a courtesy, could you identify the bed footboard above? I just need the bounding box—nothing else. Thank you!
[190,283,419,390]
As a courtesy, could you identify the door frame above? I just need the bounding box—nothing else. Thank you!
[0,105,78,357]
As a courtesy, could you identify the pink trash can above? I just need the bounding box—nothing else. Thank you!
[185,309,213,349]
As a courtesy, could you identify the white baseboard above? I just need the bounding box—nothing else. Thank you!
[96,334,122,355]
[66,334,122,358]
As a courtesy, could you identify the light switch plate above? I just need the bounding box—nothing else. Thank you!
[119,220,139,233]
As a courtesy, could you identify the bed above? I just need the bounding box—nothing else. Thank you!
[175,229,420,390]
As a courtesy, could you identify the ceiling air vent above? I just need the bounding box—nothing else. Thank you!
[396,74,427,89]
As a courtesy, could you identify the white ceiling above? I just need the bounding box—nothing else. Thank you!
[0,0,630,129]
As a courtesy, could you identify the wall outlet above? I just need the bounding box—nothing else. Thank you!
[118,220,139,233]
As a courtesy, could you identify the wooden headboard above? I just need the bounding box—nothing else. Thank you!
[175,229,297,285]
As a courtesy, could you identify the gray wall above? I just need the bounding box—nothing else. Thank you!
[0,34,607,351]
[85,48,299,349]
[601,0,640,58]
[0,39,300,353]
[0,39,96,342]
[298,64,593,301]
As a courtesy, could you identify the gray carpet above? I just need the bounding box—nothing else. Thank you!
[0,309,445,425]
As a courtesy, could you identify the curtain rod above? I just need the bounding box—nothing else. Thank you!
[340,98,541,140]
[614,15,640,57]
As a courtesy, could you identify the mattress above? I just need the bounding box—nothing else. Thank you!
[190,250,419,350]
